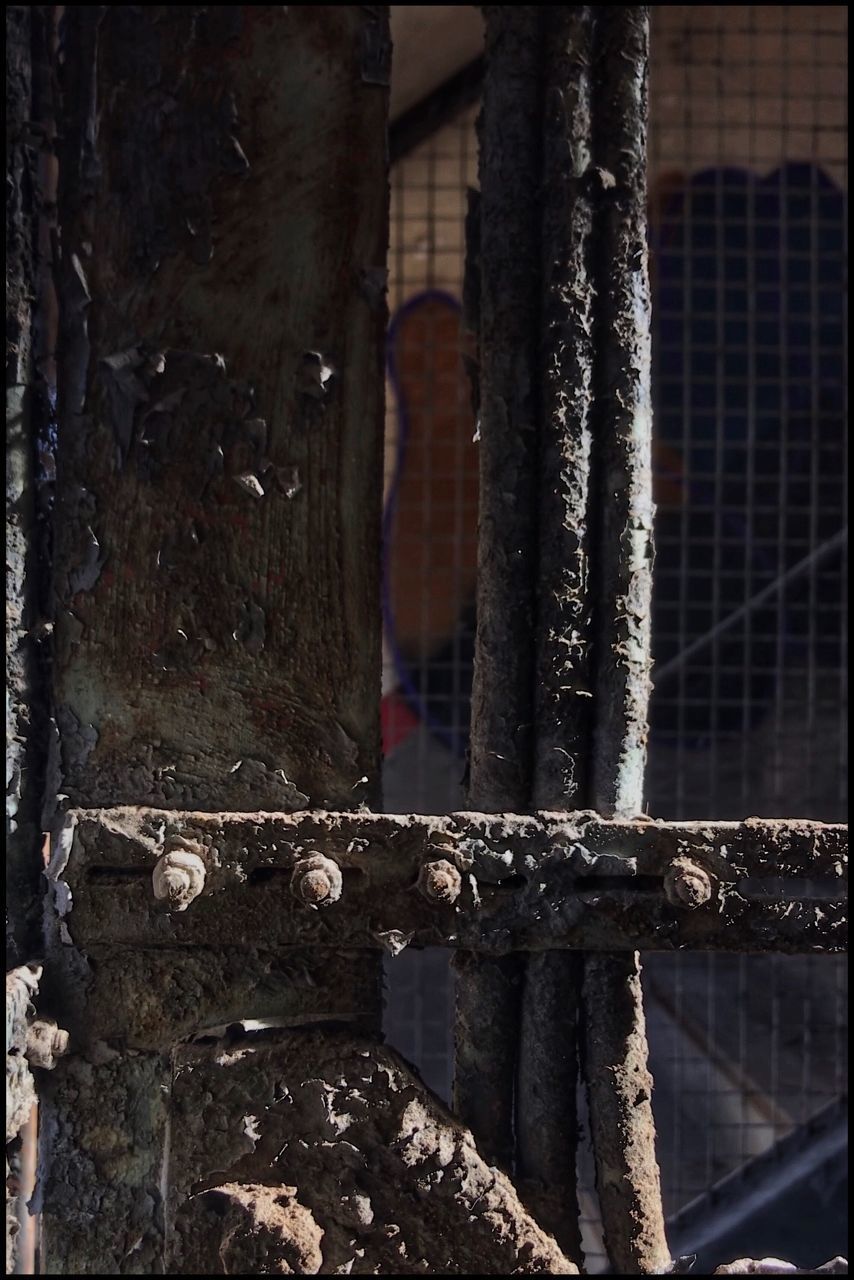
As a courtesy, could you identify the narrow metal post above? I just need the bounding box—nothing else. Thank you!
[516,6,597,1260]
[454,5,541,1172]
[516,950,584,1258]
[533,4,596,810]
[466,6,541,814]
[463,9,667,1272]
[582,8,669,1273]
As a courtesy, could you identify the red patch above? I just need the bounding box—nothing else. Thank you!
[381,691,419,757]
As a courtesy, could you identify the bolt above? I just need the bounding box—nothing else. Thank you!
[418,858,462,904]
[26,1019,69,1070]
[291,853,342,907]
[152,846,206,911]
[664,857,713,909]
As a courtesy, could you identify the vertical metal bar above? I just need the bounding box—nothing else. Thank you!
[466,11,667,1271]
[466,7,541,814]
[583,953,667,1274]
[516,950,584,1258]
[454,5,541,1170]
[516,6,595,1261]
[583,7,669,1274]
[43,8,390,1272]
[452,951,524,1173]
[589,6,655,818]
[533,3,596,809]
[6,2,50,973]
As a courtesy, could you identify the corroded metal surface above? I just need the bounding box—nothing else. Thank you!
[55,807,847,955]
[167,1031,578,1275]
[468,4,541,815]
[456,5,543,1175]
[51,6,388,815]
[42,8,390,1273]
[534,4,597,812]
[583,9,668,1271]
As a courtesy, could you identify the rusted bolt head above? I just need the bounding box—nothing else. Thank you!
[664,857,713,909]
[418,858,462,904]
[26,1019,69,1070]
[152,848,206,911]
[291,853,342,908]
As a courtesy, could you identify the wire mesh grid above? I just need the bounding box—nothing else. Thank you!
[382,5,847,1266]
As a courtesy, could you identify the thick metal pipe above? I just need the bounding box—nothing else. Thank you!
[462,13,668,1273]
[467,5,541,816]
[582,8,669,1274]
[517,6,596,1261]
[455,5,542,1174]
[533,4,596,812]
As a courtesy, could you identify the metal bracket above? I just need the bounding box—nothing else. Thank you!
[53,807,847,956]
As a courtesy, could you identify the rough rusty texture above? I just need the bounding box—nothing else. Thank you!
[6,5,50,971]
[40,1049,171,1275]
[166,1029,579,1275]
[576,11,669,1274]
[457,6,543,1178]
[6,964,47,1272]
[7,966,43,1143]
[451,951,523,1172]
[516,11,597,1255]
[52,944,381,1052]
[7,10,53,1272]
[55,808,847,955]
[516,950,583,1261]
[42,7,389,1273]
[468,4,541,814]
[51,5,388,813]
[582,952,668,1274]
[534,4,596,811]
[589,9,655,819]
[6,13,37,1265]
[6,966,68,1272]
[709,1260,848,1276]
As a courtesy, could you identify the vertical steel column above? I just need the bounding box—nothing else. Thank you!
[583,7,669,1274]
[462,8,667,1272]
[516,6,596,1261]
[516,949,584,1259]
[532,9,596,810]
[453,4,541,1173]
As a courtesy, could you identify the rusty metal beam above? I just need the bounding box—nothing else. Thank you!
[52,808,847,957]
[583,951,666,1273]
[516,6,598,1256]
[588,5,655,817]
[581,9,666,1272]
[41,8,390,1271]
[451,950,524,1172]
[533,8,596,810]
[455,4,543,1175]
[516,949,584,1259]
[468,7,541,814]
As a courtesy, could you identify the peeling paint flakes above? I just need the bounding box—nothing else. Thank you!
[242,1114,262,1144]
[69,525,106,593]
[373,930,414,957]
[299,351,336,400]
[69,253,92,305]
[233,472,265,499]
